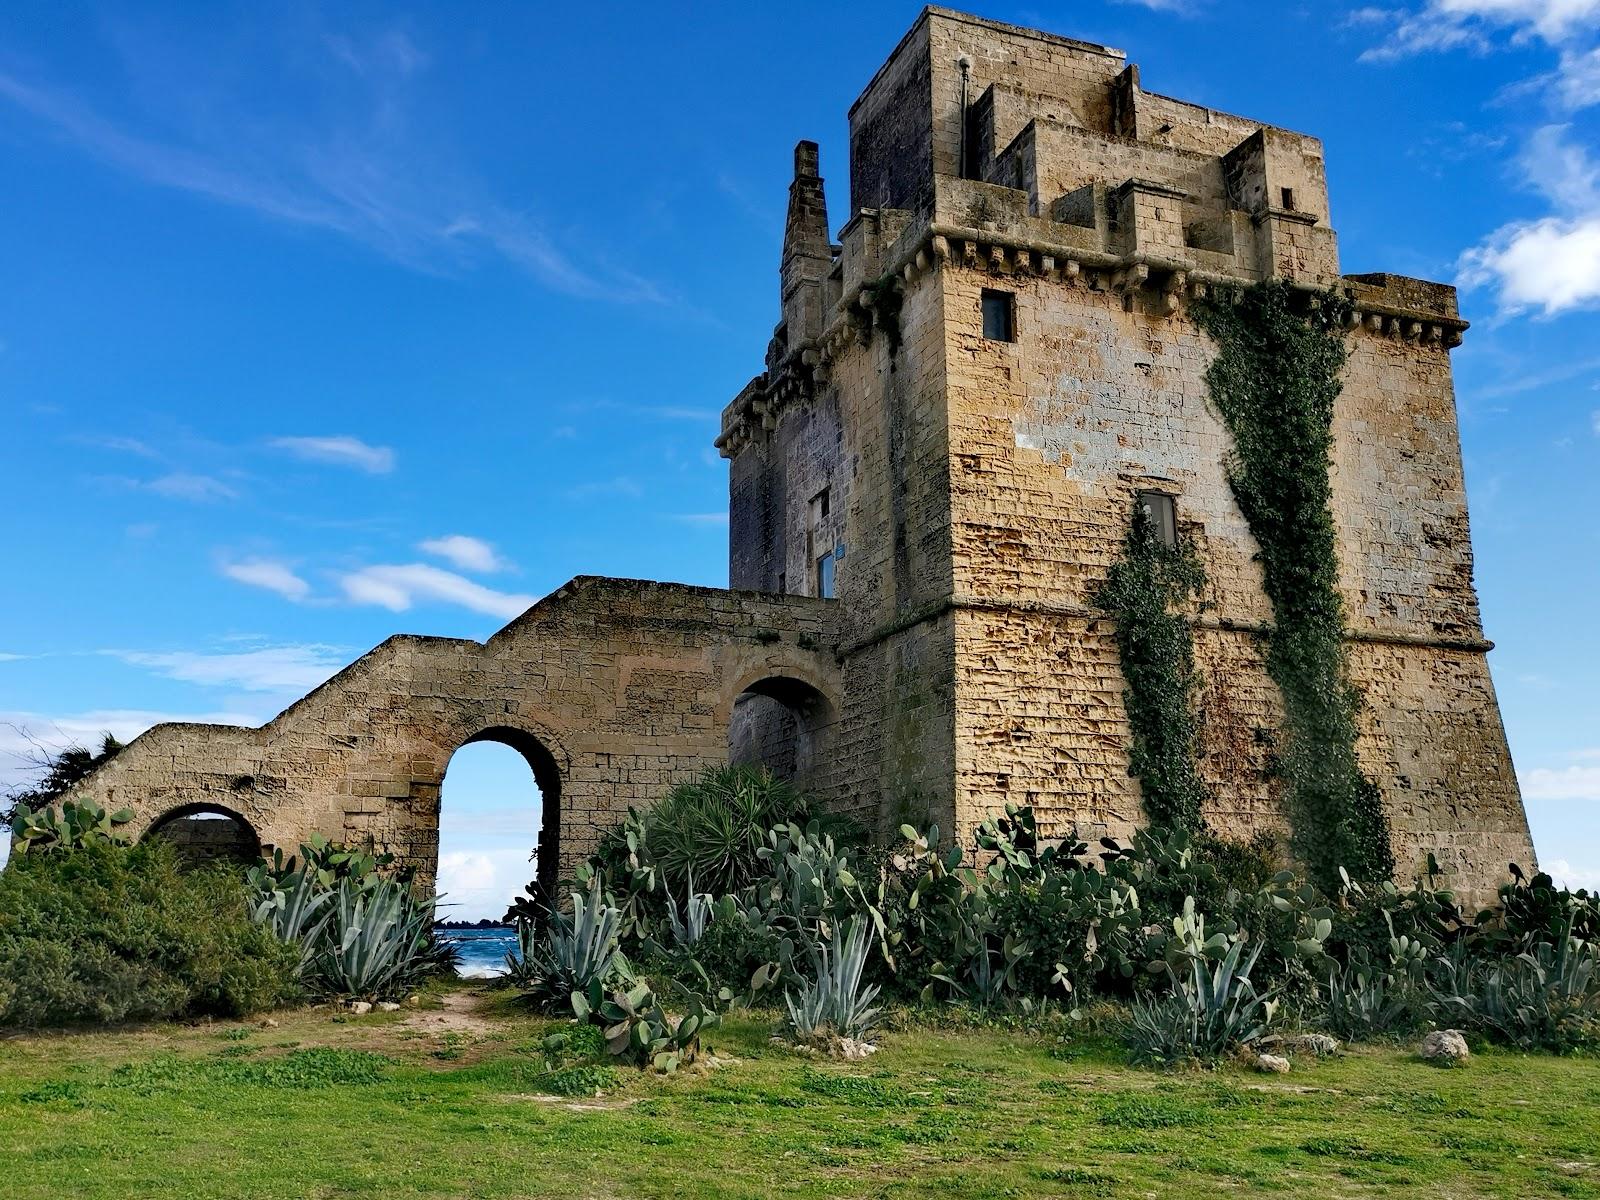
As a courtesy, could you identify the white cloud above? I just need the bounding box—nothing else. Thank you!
[1362,0,1600,59]
[340,563,535,620]
[1544,857,1600,891]
[0,653,28,662]
[1460,215,1600,313]
[1520,763,1600,799]
[1459,126,1600,314]
[105,644,348,692]
[147,472,238,502]
[419,535,507,573]
[672,513,730,527]
[268,435,395,474]
[222,559,312,602]
[1558,44,1600,107]
[438,850,497,893]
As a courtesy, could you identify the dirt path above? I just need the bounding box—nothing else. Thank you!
[400,985,501,1038]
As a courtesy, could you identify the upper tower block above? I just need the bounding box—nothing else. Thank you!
[845,6,1340,287]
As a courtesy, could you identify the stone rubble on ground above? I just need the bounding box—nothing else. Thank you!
[1419,1029,1470,1065]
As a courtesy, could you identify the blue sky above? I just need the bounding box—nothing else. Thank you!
[2,1,1597,917]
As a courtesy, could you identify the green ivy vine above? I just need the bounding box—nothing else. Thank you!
[1192,280,1394,889]
[1095,500,1212,834]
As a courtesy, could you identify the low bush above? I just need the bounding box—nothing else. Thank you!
[0,839,300,1028]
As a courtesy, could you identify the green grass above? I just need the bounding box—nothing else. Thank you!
[2,984,1598,1198]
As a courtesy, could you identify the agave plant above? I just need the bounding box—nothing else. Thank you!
[1125,937,1277,1064]
[1434,919,1600,1051]
[309,877,436,1000]
[246,864,334,973]
[784,917,882,1042]
[508,879,622,1009]
[1322,957,1420,1040]
[665,883,715,948]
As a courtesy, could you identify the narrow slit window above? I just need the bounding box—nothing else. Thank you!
[776,572,786,595]
[1137,491,1179,549]
[815,552,835,599]
[981,289,1015,342]
[1280,186,1296,211]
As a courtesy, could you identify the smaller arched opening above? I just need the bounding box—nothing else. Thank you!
[436,726,563,920]
[146,804,262,867]
[728,675,837,796]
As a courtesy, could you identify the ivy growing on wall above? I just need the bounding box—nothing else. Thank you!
[1192,280,1394,889]
[1095,501,1212,834]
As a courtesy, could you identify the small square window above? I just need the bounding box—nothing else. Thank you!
[815,552,835,599]
[1137,491,1179,549]
[981,289,1015,342]
[809,487,830,530]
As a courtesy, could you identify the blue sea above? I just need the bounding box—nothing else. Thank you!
[437,925,519,978]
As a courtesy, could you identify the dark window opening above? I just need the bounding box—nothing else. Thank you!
[981,289,1015,342]
[815,551,835,599]
[776,571,787,594]
[1137,491,1179,549]
[809,488,830,530]
[1280,187,1296,211]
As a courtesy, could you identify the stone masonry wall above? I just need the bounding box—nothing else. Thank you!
[65,578,841,889]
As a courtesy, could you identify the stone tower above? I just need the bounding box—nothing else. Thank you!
[719,7,1535,895]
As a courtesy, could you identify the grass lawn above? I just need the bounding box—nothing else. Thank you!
[2,983,1598,1199]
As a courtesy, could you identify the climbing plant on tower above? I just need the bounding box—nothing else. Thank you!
[1095,499,1212,835]
[1191,280,1394,890]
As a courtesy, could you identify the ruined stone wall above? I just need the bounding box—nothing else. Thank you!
[65,579,841,888]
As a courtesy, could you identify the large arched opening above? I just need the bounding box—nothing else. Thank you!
[728,674,837,796]
[435,727,561,927]
[146,803,261,867]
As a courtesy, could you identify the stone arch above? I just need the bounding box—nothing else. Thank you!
[726,670,839,798]
[439,725,564,911]
[145,802,262,866]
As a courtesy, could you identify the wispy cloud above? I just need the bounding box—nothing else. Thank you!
[222,558,312,602]
[1521,761,1600,800]
[340,563,534,619]
[104,644,349,692]
[1357,0,1600,116]
[419,535,508,573]
[269,434,395,474]
[146,472,238,502]
[0,30,670,304]
[566,476,643,500]
[671,513,730,527]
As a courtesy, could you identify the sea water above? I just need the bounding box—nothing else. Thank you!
[437,926,519,978]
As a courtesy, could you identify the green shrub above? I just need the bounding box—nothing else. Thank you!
[643,765,817,896]
[0,839,300,1028]
[784,918,883,1042]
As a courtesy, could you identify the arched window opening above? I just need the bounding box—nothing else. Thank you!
[435,728,561,945]
[728,676,836,795]
[146,805,260,867]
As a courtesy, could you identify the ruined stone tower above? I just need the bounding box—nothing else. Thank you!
[61,8,1534,902]
[719,7,1535,891]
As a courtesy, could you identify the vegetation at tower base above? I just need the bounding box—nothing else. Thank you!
[1095,499,1212,836]
[1191,280,1394,891]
